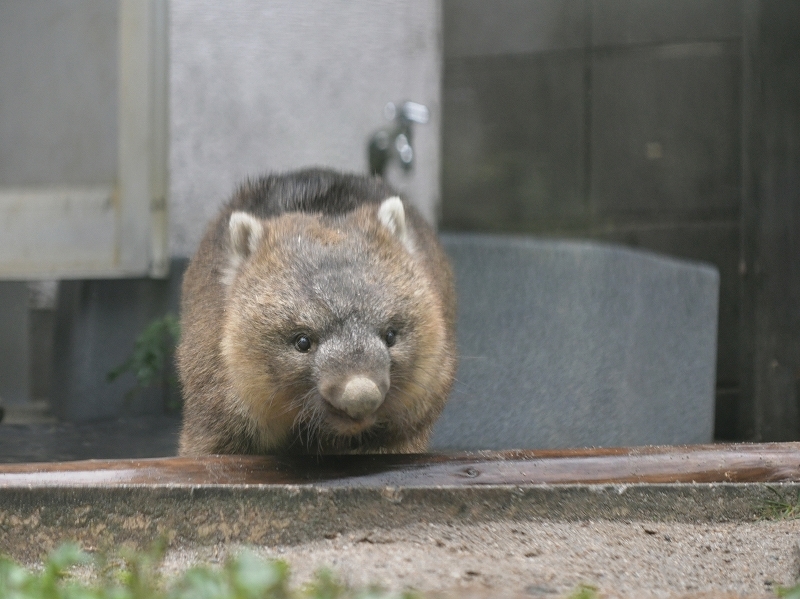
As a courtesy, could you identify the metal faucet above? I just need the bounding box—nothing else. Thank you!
[368,101,429,176]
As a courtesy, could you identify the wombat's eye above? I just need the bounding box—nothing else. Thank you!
[294,334,312,353]
[385,329,397,347]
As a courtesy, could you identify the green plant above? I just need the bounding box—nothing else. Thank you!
[760,486,800,520]
[0,543,419,599]
[0,543,92,599]
[107,314,181,411]
[777,583,800,599]
[0,543,611,599]
[566,583,599,599]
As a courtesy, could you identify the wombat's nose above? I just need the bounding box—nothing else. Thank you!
[329,376,385,420]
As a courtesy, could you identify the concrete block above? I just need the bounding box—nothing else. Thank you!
[431,234,719,450]
[593,221,742,440]
[593,222,739,388]
[0,282,30,405]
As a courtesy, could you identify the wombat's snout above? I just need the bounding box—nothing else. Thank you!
[322,376,387,421]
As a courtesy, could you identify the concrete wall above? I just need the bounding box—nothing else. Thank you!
[169,0,443,258]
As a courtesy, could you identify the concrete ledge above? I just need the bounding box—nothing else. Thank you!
[0,444,798,562]
[0,483,797,563]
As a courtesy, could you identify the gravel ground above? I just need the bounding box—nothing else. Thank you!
[161,519,800,599]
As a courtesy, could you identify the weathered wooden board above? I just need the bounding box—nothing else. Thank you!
[0,443,798,487]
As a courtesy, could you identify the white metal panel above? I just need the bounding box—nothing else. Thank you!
[117,0,169,277]
[0,188,118,279]
[0,0,168,280]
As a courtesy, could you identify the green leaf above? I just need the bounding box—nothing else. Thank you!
[106,314,181,407]
[226,553,289,599]
[777,584,800,599]
[169,566,230,599]
[306,569,345,599]
[567,584,599,599]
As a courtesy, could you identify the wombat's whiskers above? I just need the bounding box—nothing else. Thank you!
[392,371,436,397]
[263,381,298,413]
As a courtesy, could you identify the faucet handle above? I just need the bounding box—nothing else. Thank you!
[384,101,430,124]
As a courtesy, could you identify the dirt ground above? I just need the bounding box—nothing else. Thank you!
[162,519,800,599]
[3,419,797,597]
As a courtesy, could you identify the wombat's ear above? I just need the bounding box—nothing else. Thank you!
[378,196,413,252]
[229,211,263,260]
[222,211,263,285]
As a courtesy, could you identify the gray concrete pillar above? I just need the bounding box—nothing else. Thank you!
[0,282,30,406]
[50,260,186,421]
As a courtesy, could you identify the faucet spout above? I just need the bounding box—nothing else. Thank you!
[368,101,429,176]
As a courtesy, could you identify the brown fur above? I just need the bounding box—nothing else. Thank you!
[177,169,456,455]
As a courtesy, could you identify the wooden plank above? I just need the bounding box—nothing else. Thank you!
[739,0,800,441]
[0,443,798,487]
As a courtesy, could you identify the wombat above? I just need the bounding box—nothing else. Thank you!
[177,168,457,455]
